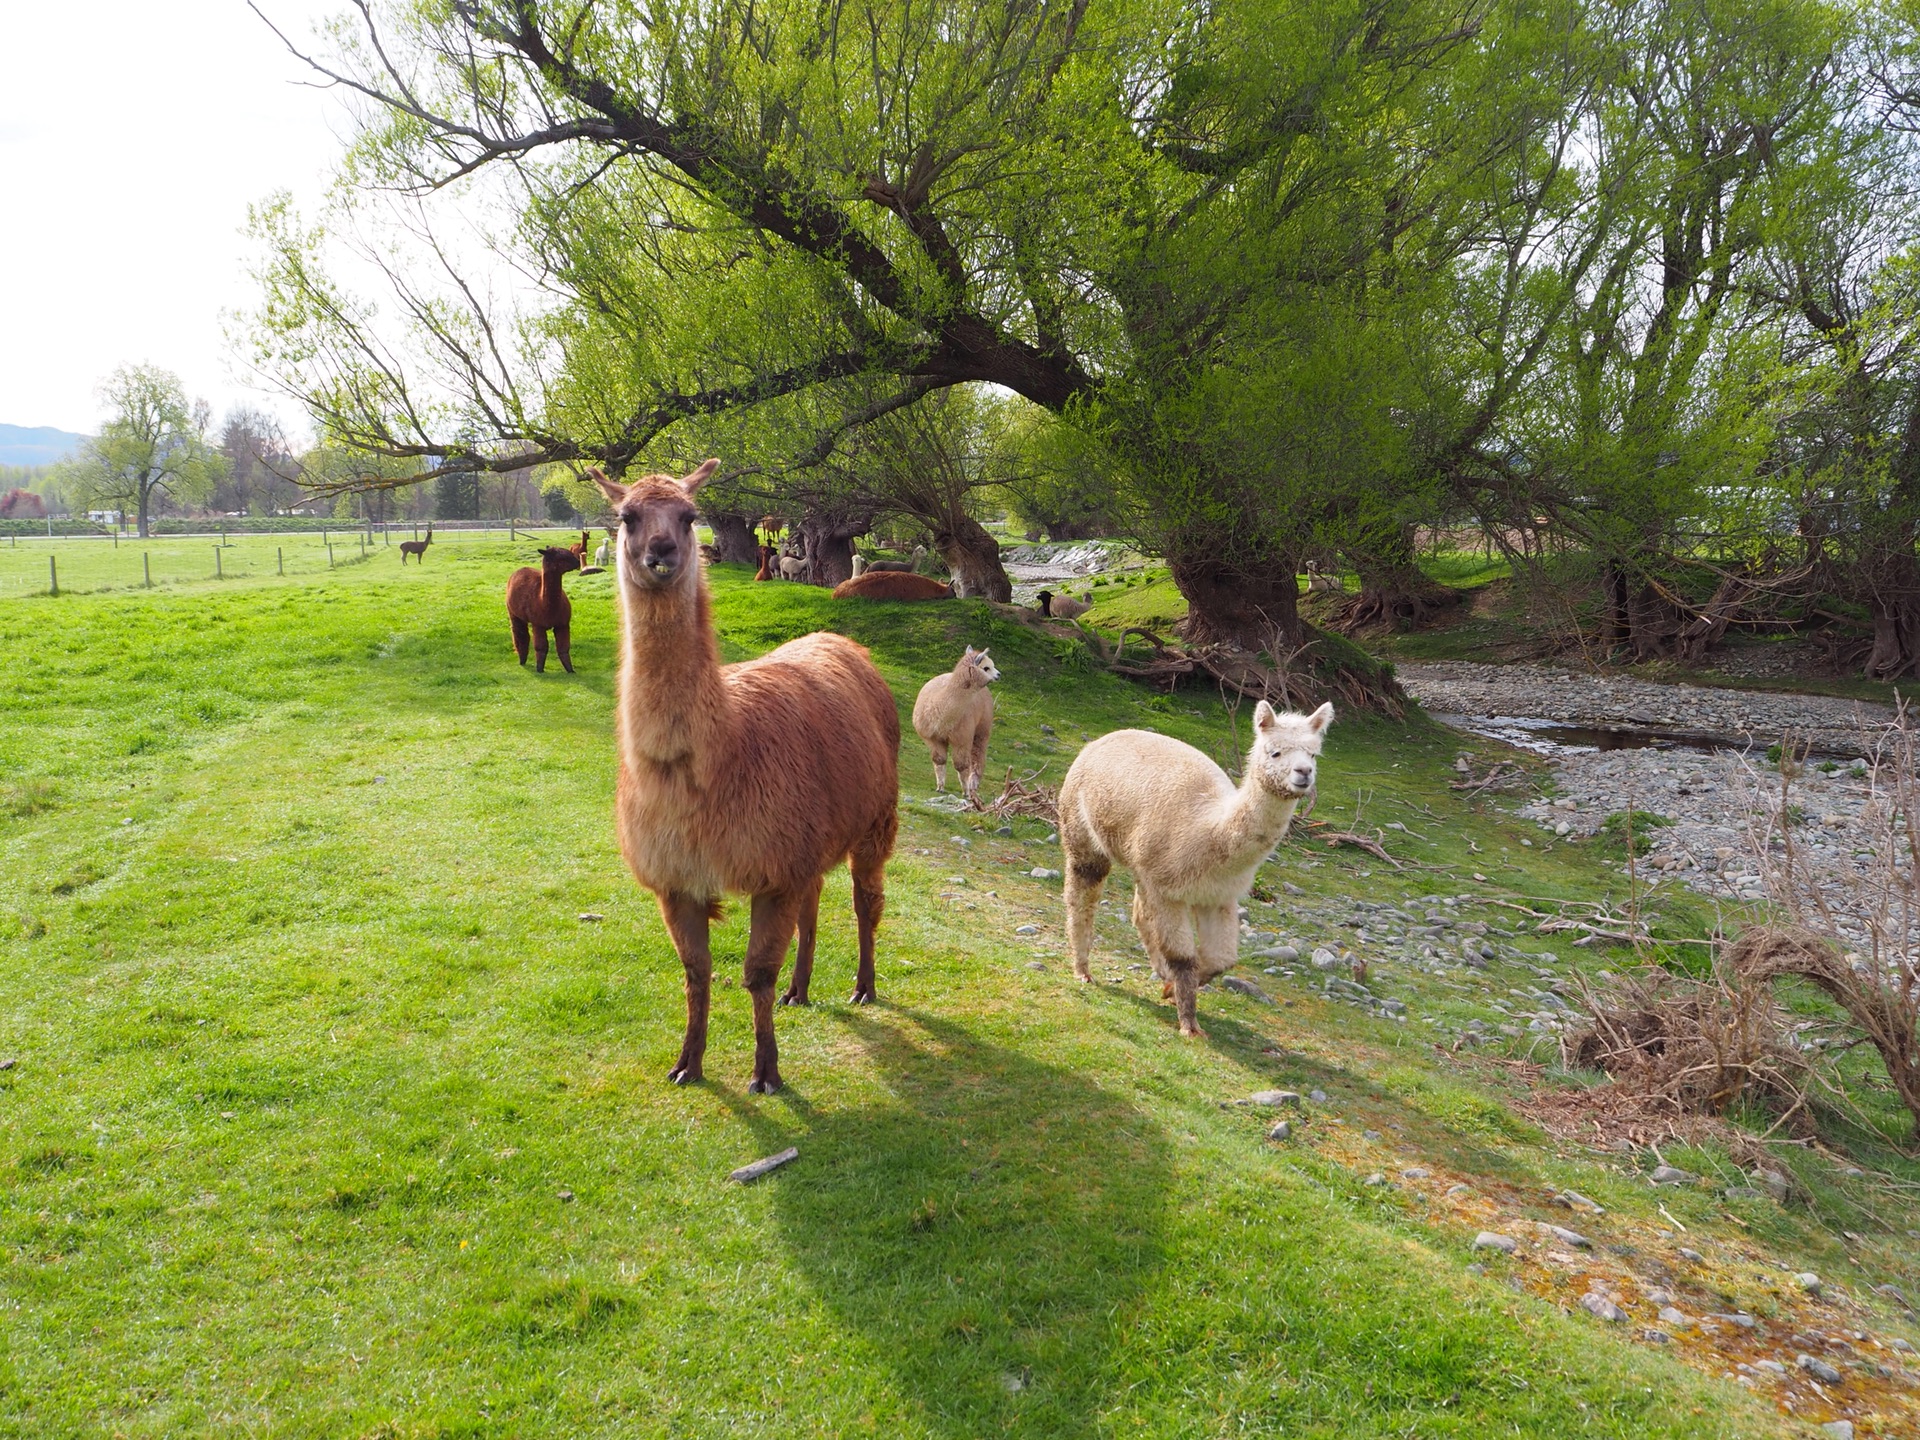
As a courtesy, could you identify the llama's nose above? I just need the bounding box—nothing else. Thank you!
[1292,766,1315,791]
[643,538,679,574]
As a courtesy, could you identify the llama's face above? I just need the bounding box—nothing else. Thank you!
[963,647,1000,684]
[593,460,720,591]
[1250,700,1333,798]
[542,546,582,574]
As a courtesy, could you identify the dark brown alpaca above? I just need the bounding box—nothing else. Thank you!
[594,461,899,1094]
[569,529,590,561]
[832,571,954,601]
[753,544,774,582]
[506,545,582,673]
[399,525,433,563]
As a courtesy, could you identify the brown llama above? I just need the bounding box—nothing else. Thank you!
[594,461,900,1093]
[506,545,582,673]
[569,529,590,561]
[832,571,954,601]
[753,544,774,582]
[399,524,433,563]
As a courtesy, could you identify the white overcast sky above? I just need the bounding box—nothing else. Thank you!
[0,2,356,437]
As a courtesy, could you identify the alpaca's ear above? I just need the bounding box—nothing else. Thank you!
[681,458,721,494]
[589,468,626,504]
[1307,701,1335,733]
[1254,700,1278,732]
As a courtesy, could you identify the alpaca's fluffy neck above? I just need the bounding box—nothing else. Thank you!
[1210,770,1302,872]
[615,572,729,774]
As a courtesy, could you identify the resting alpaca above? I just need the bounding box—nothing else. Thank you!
[832,571,953,601]
[1060,701,1332,1036]
[506,545,582,673]
[1036,588,1091,619]
[911,647,999,804]
[593,461,899,1093]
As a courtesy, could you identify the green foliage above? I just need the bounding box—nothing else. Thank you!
[1597,809,1676,855]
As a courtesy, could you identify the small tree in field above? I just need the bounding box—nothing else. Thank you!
[60,366,221,537]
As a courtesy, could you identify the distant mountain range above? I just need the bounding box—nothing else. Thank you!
[0,423,89,468]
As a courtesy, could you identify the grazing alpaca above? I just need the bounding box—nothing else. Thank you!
[1060,701,1333,1036]
[1036,588,1091,619]
[399,525,433,564]
[506,545,583,673]
[912,647,999,804]
[593,461,900,1093]
[779,553,809,583]
[832,571,954,601]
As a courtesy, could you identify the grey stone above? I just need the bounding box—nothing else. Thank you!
[1466,1262,1487,1276]
[1650,1164,1696,1185]
[1309,1089,1328,1102]
[1254,944,1300,962]
[1402,1167,1431,1180]
[1579,1292,1626,1322]
[1029,867,1062,880]
[1363,1173,1386,1187]
[558,1189,574,1202]
[1024,960,1047,972]
[1657,1306,1692,1327]
[1820,1422,1853,1440]
[1223,976,1274,1004]
[1247,1090,1301,1107]
[1754,1359,1787,1375]
[1795,1272,1823,1295]
[1311,947,1339,969]
[1014,925,1040,936]
[1545,1225,1592,1249]
[1678,1247,1704,1262]
[1875,1283,1911,1307]
[1473,1232,1519,1254]
[1363,1130,1382,1142]
[1889,1337,1915,1353]
[1268,1121,1292,1141]
[1723,1185,1767,1201]
[1797,1354,1844,1385]
[1712,1312,1756,1329]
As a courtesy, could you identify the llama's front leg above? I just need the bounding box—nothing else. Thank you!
[928,739,949,792]
[658,891,714,1085]
[532,627,550,673]
[744,889,805,1093]
[780,874,825,1006]
[555,620,574,674]
[1063,854,1109,982]
[1194,903,1239,989]
[965,725,988,808]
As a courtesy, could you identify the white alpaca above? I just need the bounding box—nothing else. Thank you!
[1059,700,1333,1035]
[911,646,1000,803]
[594,535,611,568]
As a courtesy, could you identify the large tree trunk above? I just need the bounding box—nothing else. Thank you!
[137,487,151,540]
[1331,528,1463,634]
[1865,563,1920,679]
[1169,555,1307,652]
[933,513,1012,601]
[704,510,759,565]
[797,514,868,587]
[1045,516,1113,542]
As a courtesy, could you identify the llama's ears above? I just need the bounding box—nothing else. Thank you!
[963,645,977,658]
[589,468,626,505]
[1307,701,1335,733]
[681,458,721,495]
[1254,700,1278,732]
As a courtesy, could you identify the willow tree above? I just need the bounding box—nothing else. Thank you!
[248,0,1572,689]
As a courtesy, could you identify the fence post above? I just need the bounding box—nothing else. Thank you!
[49,555,58,596]
[328,542,335,568]
[215,547,223,580]
[278,546,284,576]
[510,518,516,542]
[144,553,151,588]
[113,530,118,549]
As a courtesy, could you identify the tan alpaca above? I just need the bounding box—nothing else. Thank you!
[1059,701,1333,1036]
[911,647,999,804]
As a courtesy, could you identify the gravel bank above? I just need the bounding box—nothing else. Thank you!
[1398,660,1895,757]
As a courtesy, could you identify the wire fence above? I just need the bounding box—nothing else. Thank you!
[0,525,596,599]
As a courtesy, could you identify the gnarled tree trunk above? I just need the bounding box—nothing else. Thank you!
[933,512,1012,601]
[796,513,868,587]
[704,510,759,565]
[1170,555,1307,652]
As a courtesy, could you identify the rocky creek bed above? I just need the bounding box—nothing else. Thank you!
[1398,661,1910,954]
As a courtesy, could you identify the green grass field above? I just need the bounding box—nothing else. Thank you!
[1,543,1912,1436]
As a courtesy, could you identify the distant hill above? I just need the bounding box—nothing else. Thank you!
[0,423,89,467]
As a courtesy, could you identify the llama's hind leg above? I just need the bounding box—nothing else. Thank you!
[965,722,989,807]
[744,888,806,1093]
[780,874,825,1006]
[1064,852,1109,982]
[847,814,896,1005]
[511,615,531,665]
[658,891,715,1085]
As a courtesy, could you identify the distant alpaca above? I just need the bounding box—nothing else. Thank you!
[832,572,953,601]
[593,461,900,1093]
[506,545,583,673]
[912,647,999,804]
[594,533,612,568]
[851,553,869,577]
[1036,589,1091,619]
[779,553,809,583]
[754,544,774,582]
[570,529,591,561]
[864,558,915,573]
[1060,701,1333,1035]
[399,525,433,564]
